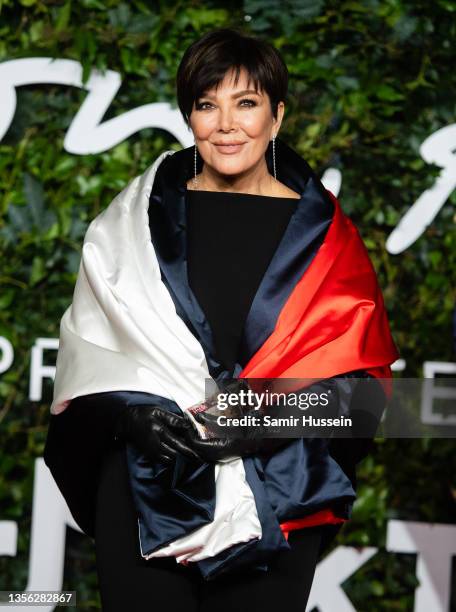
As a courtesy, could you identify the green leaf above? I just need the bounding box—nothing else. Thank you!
[0,289,14,309]
[29,256,46,286]
[371,580,385,596]
[306,123,321,138]
[23,173,44,229]
[55,1,72,32]
[29,20,44,42]
[375,85,405,101]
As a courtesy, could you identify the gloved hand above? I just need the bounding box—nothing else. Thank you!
[183,408,291,462]
[115,404,204,465]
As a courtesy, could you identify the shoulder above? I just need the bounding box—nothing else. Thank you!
[88,150,176,231]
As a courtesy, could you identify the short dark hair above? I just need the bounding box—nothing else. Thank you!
[176,28,289,126]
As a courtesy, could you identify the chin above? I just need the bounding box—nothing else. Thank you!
[212,159,252,177]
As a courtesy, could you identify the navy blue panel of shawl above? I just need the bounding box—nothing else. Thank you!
[113,393,217,556]
[258,438,355,521]
[147,138,334,379]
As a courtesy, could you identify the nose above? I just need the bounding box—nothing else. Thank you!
[218,105,235,132]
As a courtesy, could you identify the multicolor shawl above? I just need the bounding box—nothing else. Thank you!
[50,139,398,579]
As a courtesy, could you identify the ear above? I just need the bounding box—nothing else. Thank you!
[271,101,285,138]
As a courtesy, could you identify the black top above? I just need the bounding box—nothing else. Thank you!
[186,188,298,371]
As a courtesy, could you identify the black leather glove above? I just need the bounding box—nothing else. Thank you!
[115,404,204,464]
[183,409,291,462]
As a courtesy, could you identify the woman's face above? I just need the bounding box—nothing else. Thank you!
[188,67,284,178]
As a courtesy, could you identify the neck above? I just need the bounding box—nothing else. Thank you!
[195,157,274,195]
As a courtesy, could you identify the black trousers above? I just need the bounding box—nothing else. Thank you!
[95,446,342,612]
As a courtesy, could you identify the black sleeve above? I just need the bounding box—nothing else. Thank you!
[43,392,147,538]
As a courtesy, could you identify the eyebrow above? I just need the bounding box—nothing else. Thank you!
[199,89,261,100]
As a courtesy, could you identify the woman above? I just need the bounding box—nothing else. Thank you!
[44,28,398,611]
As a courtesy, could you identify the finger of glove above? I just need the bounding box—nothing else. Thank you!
[161,427,204,461]
[195,436,260,458]
[180,435,221,461]
[193,411,221,429]
[157,441,178,465]
[135,435,175,465]
[193,411,243,439]
[184,436,235,462]
[160,455,174,465]
[155,407,192,430]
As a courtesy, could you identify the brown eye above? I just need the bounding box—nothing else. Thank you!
[195,101,213,110]
[240,99,257,107]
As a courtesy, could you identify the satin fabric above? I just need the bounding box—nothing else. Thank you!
[49,138,398,580]
[239,187,398,398]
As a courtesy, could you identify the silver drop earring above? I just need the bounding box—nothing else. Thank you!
[272,134,277,180]
[193,144,198,186]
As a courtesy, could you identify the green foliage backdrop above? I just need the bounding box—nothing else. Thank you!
[0,1,455,610]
